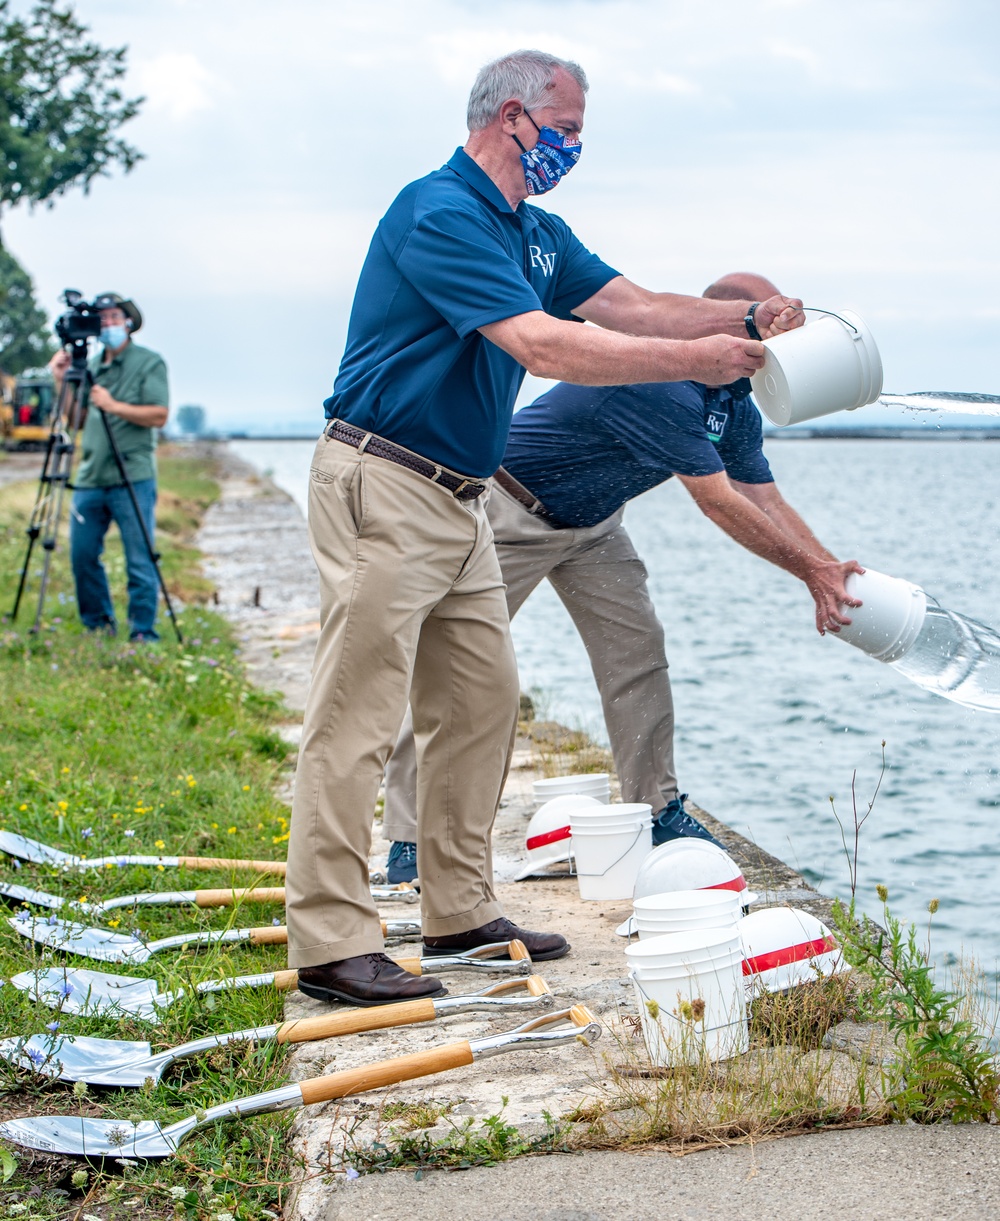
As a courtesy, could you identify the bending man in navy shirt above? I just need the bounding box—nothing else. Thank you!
[383,273,862,875]
[286,50,825,1006]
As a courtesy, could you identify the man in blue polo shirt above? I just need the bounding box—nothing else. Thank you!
[286,50,817,1007]
[382,272,863,880]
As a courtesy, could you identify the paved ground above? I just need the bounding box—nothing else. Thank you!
[320,1124,1000,1221]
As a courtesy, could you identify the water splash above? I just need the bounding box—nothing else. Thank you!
[879,391,1000,417]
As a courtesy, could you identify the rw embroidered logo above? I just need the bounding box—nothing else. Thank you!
[706,409,729,442]
[529,245,557,277]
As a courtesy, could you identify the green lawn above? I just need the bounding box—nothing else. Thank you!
[0,449,300,1220]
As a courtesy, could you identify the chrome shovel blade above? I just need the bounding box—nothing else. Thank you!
[0,1113,178,1159]
[0,830,78,867]
[8,966,172,1021]
[0,1033,154,1084]
[8,913,154,963]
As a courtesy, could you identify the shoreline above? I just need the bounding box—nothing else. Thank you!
[195,443,1000,1221]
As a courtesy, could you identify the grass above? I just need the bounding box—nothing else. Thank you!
[0,447,299,1220]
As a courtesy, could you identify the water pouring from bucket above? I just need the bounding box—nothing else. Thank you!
[834,569,1000,712]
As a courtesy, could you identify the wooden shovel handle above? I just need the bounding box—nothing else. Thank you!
[194,888,287,907]
[526,974,552,996]
[276,997,438,1044]
[179,856,287,876]
[509,939,531,962]
[247,926,290,945]
[273,969,299,991]
[298,1041,474,1104]
[393,955,422,975]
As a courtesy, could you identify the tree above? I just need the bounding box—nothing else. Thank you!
[0,0,144,239]
[176,405,207,436]
[0,245,54,373]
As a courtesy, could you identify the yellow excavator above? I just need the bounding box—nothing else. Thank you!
[0,367,56,450]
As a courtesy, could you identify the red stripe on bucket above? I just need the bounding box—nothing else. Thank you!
[742,936,837,976]
[702,874,747,895]
[526,826,572,851]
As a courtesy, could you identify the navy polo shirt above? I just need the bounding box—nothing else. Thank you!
[502,381,774,529]
[325,149,619,478]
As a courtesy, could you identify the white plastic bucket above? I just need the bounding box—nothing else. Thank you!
[834,568,927,662]
[634,889,742,940]
[626,928,748,1065]
[751,308,883,427]
[570,803,652,901]
[533,773,610,806]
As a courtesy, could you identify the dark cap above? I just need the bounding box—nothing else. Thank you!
[93,292,142,334]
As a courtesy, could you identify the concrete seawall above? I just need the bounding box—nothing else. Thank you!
[198,444,1000,1221]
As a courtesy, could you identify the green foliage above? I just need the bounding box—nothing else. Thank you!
[0,0,143,218]
[0,246,54,373]
[0,451,296,1218]
[347,1103,569,1178]
[176,405,207,436]
[832,893,1000,1124]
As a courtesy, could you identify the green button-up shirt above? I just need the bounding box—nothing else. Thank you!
[74,341,170,489]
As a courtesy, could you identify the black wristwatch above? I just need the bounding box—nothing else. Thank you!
[744,302,762,341]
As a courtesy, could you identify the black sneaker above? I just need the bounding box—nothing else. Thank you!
[652,794,726,850]
[387,840,418,884]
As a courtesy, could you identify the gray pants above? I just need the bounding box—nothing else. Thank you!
[382,484,677,843]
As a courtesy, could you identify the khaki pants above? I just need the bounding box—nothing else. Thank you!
[383,484,677,843]
[286,434,519,967]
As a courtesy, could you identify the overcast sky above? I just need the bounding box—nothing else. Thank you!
[5,0,999,430]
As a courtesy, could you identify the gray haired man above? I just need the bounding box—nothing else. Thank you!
[286,50,806,1006]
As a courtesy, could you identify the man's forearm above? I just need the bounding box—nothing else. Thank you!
[692,489,818,582]
[581,290,751,340]
[101,401,169,428]
[480,311,763,387]
[733,483,837,562]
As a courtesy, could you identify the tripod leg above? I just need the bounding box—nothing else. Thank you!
[97,408,183,644]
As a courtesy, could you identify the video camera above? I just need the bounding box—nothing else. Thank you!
[54,289,103,349]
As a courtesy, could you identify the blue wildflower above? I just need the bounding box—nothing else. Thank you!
[81,827,94,839]
[46,1020,60,1032]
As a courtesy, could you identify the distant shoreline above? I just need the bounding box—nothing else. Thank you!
[198,428,1000,443]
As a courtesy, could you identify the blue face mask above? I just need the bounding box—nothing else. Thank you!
[100,325,129,349]
[513,110,581,196]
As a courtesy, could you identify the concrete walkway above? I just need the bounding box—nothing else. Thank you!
[322,1125,1000,1221]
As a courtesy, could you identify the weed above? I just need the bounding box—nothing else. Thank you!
[346,1101,570,1178]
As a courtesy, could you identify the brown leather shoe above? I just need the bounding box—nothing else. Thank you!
[423,917,569,962]
[297,953,446,1007]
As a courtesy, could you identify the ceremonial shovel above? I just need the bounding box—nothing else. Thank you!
[0,1006,599,1161]
[0,976,555,1086]
[0,878,418,912]
[0,830,388,886]
[7,912,423,964]
[8,941,533,1020]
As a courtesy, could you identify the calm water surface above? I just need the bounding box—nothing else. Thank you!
[231,438,1000,971]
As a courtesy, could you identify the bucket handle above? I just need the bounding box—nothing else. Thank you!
[575,825,648,878]
[801,306,859,334]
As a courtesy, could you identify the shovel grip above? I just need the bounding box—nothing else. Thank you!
[276,997,438,1043]
[393,955,422,975]
[273,969,299,991]
[246,925,290,945]
[179,856,287,876]
[298,1041,474,1105]
[195,888,287,907]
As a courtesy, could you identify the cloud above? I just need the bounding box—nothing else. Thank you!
[132,52,222,121]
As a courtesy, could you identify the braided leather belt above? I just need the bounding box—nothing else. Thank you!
[325,419,488,501]
[493,466,558,523]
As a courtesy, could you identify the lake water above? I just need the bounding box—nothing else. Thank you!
[231,437,1000,973]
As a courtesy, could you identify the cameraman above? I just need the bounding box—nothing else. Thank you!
[48,293,169,641]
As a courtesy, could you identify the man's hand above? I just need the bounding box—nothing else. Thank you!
[47,349,71,382]
[684,335,765,385]
[89,385,115,413]
[804,557,865,636]
[755,295,804,338]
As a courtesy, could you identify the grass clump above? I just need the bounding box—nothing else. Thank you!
[0,447,299,1219]
[346,1100,569,1179]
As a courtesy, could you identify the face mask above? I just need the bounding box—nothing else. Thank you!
[513,110,581,196]
[100,325,129,349]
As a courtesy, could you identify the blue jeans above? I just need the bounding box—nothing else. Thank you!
[70,479,160,640]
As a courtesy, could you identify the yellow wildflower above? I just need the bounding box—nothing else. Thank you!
[57,801,68,811]
[18,804,27,811]
[155,839,165,850]
[242,785,250,792]
[61,767,70,774]
[157,864,165,872]
[227,826,236,835]
[108,918,121,929]
[272,833,290,845]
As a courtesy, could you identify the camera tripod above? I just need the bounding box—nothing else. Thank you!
[10,338,183,643]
